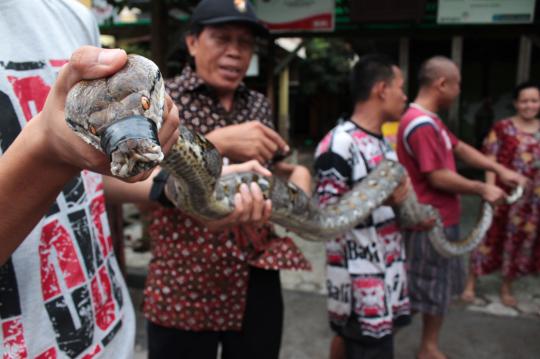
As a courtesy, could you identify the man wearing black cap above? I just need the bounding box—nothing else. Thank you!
[142,1,312,359]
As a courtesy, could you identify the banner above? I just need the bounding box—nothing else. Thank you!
[254,0,335,32]
[438,0,536,24]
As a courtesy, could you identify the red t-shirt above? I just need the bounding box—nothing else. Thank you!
[397,103,460,226]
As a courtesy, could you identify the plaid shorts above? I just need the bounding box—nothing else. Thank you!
[404,225,465,315]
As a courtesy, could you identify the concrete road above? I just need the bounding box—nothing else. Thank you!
[127,193,540,359]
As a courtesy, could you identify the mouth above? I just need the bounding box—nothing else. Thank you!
[218,65,242,79]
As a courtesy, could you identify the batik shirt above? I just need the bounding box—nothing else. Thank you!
[314,120,410,341]
[142,66,310,331]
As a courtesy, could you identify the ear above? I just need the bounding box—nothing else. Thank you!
[372,81,387,100]
[435,77,446,91]
[185,35,198,57]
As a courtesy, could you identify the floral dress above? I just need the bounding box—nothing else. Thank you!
[471,118,540,278]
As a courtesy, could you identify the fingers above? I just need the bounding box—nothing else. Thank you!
[51,47,127,107]
[486,187,508,205]
[159,100,180,154]
[259,124,290,153]
[249,182,264,224]
[238,183,253,222]
[204,193,242,232]
[162,131,179,154]
[517,174,528,187]
[249,161,272,177]
[390,177,409,205]
[255,139,275,163]
[261,199,272,223]
[221,160,272,177]
[204,181,272,232]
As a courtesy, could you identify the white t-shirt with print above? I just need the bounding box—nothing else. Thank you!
[0,1,135,358]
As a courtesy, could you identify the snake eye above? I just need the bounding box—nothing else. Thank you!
[141,96,151,110]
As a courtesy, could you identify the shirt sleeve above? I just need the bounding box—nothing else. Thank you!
[314,133,353,207]
[482,125,500,157]
[407,124,449,173]
[448,128,459,148]
[257,94,274,130]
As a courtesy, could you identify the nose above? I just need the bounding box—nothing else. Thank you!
[224,42,243,59]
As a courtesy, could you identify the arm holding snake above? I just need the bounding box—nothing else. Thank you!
[453,139,527,190]
[0,46,181,262]
[424,140,526,206]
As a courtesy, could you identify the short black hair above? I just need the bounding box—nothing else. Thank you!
[350,54,396,104]
[513,80,540,100]
[188,23,205,37]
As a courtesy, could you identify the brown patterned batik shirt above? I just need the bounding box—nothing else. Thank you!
[142,66,310,331]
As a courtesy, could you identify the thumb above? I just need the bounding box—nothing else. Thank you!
[50,46,127,107]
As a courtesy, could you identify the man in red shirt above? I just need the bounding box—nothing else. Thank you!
[396,56,526,359]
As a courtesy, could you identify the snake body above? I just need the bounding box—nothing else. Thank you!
[65,55,520,256]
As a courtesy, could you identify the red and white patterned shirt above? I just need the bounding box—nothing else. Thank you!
[314,119,410,341]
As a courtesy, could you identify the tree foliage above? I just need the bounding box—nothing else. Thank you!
[299,38,356,96]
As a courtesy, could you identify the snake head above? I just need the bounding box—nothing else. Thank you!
[65,54,165,177]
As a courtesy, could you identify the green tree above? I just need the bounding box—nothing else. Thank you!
[299,38,355,96]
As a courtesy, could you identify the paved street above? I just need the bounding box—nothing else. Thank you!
[125,194,540,358]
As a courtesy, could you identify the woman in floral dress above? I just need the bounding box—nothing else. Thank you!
[462,81,540,307]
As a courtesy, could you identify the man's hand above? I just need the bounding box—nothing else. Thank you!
[385,177,411,206]
[34,46,127,176]
[221,160,271,177]
[479,183,507,205]
[205,182,272,232]
[160,95,181,156]
[497,166,528,188]
[35,46,179,182]
[206,121,289,164]
[205,160,274,231]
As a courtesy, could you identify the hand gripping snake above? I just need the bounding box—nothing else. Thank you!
[65,55,522,257]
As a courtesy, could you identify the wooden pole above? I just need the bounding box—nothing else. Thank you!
[151,0,168,76]
[516,35,532,85]
[266,40,275,116]
[449,36,463,135]
[399,37,410,93]
[278,66,290,143]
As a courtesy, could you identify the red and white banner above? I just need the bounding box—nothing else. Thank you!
[254,0,335,33]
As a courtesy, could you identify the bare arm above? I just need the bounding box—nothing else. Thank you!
[426,168,506,204]
[272,162,312,195]
[0,125,80,262]
[0,47,129,264]
[485,154,497,185]
[454,140,526,187]
[103,171,158,204]
[0,47,181,264]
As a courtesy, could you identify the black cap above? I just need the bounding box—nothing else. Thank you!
[190,0,269,37]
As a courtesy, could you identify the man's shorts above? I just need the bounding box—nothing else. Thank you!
[404,225,465,315]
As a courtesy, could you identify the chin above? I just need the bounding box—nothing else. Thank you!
[217,80,241,92]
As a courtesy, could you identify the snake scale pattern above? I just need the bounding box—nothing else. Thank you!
[65,55,520,257]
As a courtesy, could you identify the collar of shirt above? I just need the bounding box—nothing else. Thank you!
[409,102,439,119]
